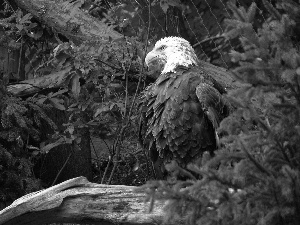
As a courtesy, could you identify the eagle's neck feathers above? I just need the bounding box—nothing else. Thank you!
[162,49,199,74]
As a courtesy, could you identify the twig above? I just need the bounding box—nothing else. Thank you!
[51,149,73,186]
[101,154,112,184]
[17,38,23,82]
[124,60,131,118]
[89,135,99,160]
[94,58,122,72]
[105,0,152,184]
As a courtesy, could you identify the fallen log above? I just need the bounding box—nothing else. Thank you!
[0,177,172,225]
[13,0,122,44]
[7,67,72,97]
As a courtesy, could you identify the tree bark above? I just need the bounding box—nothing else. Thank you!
[13,0,122,44]
[0,177,173,225]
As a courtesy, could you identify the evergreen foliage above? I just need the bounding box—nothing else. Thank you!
[137,1,300,224]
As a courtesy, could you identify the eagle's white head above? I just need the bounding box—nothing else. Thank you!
[145,36,199,74]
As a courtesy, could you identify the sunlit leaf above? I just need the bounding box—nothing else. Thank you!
[70,73,81,99]
[132,160,140,172]
[40,138,65,153]
[49,98,65,110]
[94,105,109,117]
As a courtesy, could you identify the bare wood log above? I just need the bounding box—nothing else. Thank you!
[13,0,122,44]
[0,177,173,225]
[7,67,72,97]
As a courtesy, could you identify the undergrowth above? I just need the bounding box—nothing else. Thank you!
[0,85,56,205]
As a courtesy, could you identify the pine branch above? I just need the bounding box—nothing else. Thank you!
[239,138,272,176]
[263,0,282,20]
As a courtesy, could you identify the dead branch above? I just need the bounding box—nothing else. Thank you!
[0,177,174,225]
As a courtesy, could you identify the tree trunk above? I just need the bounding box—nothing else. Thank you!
[13,0,122,44]
[0,177,176,225]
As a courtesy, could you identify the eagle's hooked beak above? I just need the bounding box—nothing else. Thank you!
[145,50,166,73]
[145,51,158,67]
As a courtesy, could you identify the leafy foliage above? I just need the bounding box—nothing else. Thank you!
[137,1,300,225]
[1,0,155,191]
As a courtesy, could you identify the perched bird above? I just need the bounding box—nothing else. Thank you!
[139,37,230,179]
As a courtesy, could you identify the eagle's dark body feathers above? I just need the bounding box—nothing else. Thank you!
[140,37,230,178]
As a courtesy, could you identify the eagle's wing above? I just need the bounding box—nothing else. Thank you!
[196,82,230,147]
[196,83,228,128]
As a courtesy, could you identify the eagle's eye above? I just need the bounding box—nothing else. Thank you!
[158,45,167,51]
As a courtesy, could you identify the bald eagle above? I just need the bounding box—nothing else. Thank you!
[140,37,230,179]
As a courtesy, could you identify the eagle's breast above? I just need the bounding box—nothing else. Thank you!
[145,67,217,166]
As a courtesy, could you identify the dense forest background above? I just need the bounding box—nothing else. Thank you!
[1,0,300,224]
